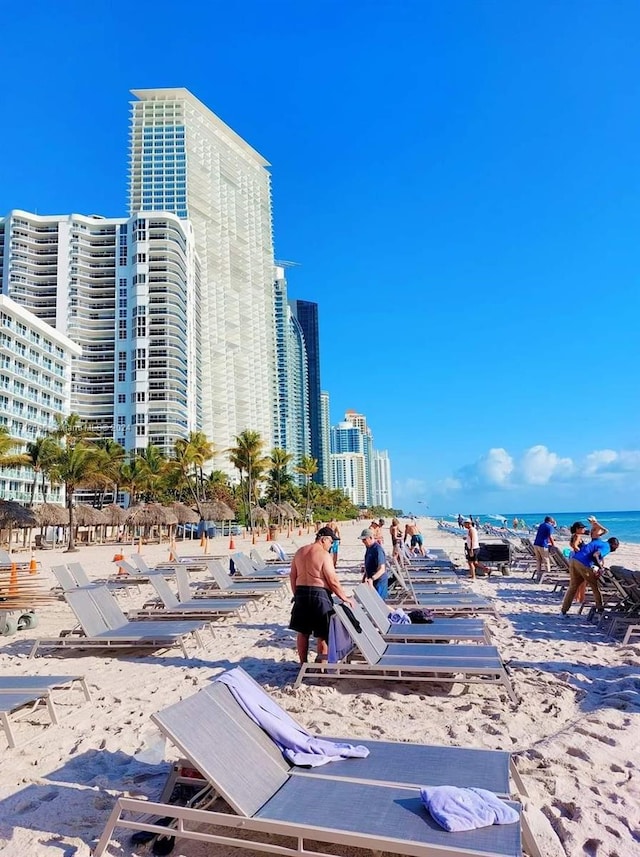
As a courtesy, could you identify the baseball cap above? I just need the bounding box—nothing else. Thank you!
[570,521,588,533]
[359,528,374,539]
[316,526,336,540]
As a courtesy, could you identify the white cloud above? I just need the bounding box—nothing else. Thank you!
[475,448,514,487]
[435,477,462,494]
[519,445,573,485]
[583,449,640,476]
[393,477,427,502]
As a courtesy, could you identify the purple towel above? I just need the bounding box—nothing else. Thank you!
[420,786,519,832]
[216,668,369,767]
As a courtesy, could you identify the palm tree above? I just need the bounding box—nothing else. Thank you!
[51,413,91,448]
[0,425,29,469]
[165,432,214,518]
[266,448,293,506]
[135,444,167,502]
[118,455,146,507]
[295,455,318,524]
[227,430,268,531]
[48,441,102,551]
[91,438,126,507]
[24,435,59,506]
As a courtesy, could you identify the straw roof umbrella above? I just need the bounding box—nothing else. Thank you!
[73,505,107,527]
[0,500,37,529]
[33,503,68,527]
[170,502,199,524]
[251,506,269,527]
[199,500,235,521]
[125,504,178,528]
[280,501,300,520]
[264,502,284,524]
[101,504,128,526]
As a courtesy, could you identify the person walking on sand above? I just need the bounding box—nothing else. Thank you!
[360,527,388,598]
[568,522,589,604]
[288,527,352,665]
[404,517,425,556]
[561,537,620,616]
[327,519,341,568]
[533,516,556,582]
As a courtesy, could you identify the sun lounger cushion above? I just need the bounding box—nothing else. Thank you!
[216,668,369,767]
[420,786,520,832]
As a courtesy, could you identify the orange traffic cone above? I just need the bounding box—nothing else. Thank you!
[266,529,271,542]
[29,555,38,575]
[204,536,210,555]
[9,562,18,596]
[199,534,205,548]
[229,535,235,550]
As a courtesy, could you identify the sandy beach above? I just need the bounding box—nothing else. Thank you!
[0,517,638,857]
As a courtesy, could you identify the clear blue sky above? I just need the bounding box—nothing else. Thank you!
[2,1,639,514]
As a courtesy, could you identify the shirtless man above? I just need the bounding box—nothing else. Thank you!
[289,526,352,664]
[404,517,425,556]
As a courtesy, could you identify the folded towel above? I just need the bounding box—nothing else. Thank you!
[420,786,519,832]
[217,668,369,767]
[328,614,353,662]
[388,609,411,625]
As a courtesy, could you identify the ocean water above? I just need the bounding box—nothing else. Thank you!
[500,511,640,545]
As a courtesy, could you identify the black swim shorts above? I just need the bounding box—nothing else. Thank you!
[289,586,334,640]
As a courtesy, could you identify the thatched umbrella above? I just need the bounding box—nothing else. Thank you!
[170,502,199,524]
[280,501,300,521]
[251,506,269,529]
[33,503,68,527]
[199,500,235,522]
[102,504,128,526]
[126,503,178,545]
[0,500,37,551]
[73,505,107,527]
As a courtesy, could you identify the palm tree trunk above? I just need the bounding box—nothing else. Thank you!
[65,490,78,552]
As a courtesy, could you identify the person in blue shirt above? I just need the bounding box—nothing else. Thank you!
[532,516,557,581]
[360,527,388,599]
[561,537,620,615]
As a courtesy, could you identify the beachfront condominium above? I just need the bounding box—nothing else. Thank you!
[372,449,393,508]
[0,210,201,456]
[331,452,368,506]
[0,294,80,503]
[273,267,310,476]
[129,88,275,471]
[343,410,375,505]
[319,391,331,486]
[289,299,324,483]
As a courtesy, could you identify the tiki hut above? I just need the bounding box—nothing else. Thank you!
[251,506,269,531]
[100,504,128,543]
[73,505,107,545]
[33,503,68,527]
[199,500,235,522]
[0,500,37,551]
[280,501,300,521]
[170,502,199,540]
[125,503,179,544]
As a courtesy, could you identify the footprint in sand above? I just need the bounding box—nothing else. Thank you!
[575,725,617,746]
[582,837,602,856]
[566,746,591,762]
[481,723,500,736]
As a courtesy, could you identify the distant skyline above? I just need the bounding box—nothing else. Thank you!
[2,1,639,513]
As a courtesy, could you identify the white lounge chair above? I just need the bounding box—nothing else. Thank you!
[0,674,91,748]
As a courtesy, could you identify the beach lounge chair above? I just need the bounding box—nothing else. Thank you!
[193,559,288,599]
[0,674,91,748]
[390,568,498,617]
[29,585,212,659]
[354,583,492,644]
[93,671,525,857]
[232,552,290,580]
[295,601,517,702]
[128,568,253,621]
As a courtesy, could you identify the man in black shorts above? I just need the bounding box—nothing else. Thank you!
[289,526,353,664]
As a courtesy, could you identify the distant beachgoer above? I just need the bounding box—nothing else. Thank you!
[462,519,490,580]
[404,517,425,556]
[587,516,608,540]
[561,537,620,616]
[327,519,341,568]
[457,514,464,528]
[360,527,388,598]
[512,518,519,530]
[533,516,556,581]
[376,518,385,545]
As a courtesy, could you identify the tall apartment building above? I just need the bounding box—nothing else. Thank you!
[343,410,375,505]
[331,452,367,506]
[273,267,310,474]
[129,88,275,469]
[372,449,393,508]
[289,299,324,483]
[0,295,80,503]
[319,390,331,486]
[0,210,201,455]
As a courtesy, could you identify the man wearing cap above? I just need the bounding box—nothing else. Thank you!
[462,519,485,580]
[532,516,557,582]
[360,528,388,598]
[561,536,620,616]
[289,526,352,665]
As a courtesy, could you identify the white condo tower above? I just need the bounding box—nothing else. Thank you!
[129,88,275,471]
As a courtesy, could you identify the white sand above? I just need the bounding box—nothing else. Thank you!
[0,517,638,857]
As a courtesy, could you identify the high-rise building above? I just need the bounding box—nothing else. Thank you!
[273,267,310,474]
[129,88,275,470]
[372,449,393,508]
[343,410,374,505]
[289,299,324,483]
[0,295,80,503]
[331,452,367,506]
[0,210,201,455]
[319,391,331,486]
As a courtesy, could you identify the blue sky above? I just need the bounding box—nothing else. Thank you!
[2,1,639,514]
